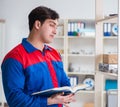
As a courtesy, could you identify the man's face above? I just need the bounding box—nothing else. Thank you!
[39,19,58,44]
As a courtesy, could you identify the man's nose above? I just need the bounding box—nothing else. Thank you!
[53,28,57,35]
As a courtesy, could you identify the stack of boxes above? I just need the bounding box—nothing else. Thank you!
[99,54,118,107]
[99,54,118,74]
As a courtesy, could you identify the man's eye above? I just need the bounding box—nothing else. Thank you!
[50,24,54,27]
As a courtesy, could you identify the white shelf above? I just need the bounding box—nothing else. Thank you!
[68,19,95,21]
[77,90,95,94]
[68,72,95,75]
[55,36,64,38]
[103,90,118,94]
[68,53,95,57]
[98,71,118,77]
[96,15,118,23]
[103,36,118,40]
[68,36,95,39]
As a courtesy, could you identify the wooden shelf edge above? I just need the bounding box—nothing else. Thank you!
[96,15,118,23]
[97,71,118,77]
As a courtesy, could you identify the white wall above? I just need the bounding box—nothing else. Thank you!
[0,0,95,54]
[0,0,118,54]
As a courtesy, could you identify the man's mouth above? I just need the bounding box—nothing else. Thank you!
[50,35,54,38]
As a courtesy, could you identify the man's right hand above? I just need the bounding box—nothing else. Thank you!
[47,93,76,107]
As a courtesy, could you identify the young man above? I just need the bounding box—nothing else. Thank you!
[1,6,75,107]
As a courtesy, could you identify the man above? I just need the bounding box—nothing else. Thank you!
[1,6,75,107]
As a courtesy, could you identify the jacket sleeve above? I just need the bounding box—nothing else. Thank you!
[61,69,71,87]
[1,58,47,107]
[57,53,71,87]
[59,55,71,87]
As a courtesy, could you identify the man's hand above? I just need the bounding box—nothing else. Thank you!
[47,93,76,107]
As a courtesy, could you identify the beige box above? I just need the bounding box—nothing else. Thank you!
[103,54,118,64]
[84,103,94,107]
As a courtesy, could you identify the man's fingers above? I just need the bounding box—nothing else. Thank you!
[62,98,74,104]
[62,94,76,103]
[51,92,64,98]
[67,97,76,102]
[49,92,76,105]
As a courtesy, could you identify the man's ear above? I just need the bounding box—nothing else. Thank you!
[34,20,41,30]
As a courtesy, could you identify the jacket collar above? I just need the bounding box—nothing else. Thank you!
[22,38,52,53]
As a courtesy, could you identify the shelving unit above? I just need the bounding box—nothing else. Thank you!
[50,19,95,107]
[51,15,119,107]
[96,15,118,23]
[95,0,119,107]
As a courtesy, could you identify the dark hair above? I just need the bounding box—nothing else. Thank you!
[28,6,59,31]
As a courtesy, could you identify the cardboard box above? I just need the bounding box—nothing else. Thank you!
[84,103,94,107]
[103,54,118,64]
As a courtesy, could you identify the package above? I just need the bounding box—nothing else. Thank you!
[103,54,118,64]
[84,103,94,107]
[99,63,118,74]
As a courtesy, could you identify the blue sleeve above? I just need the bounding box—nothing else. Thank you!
[61,72,71,87]
[59,57,71,87]
[61,66,71,87]
[1,58,47,107]
[58,53,71,87]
